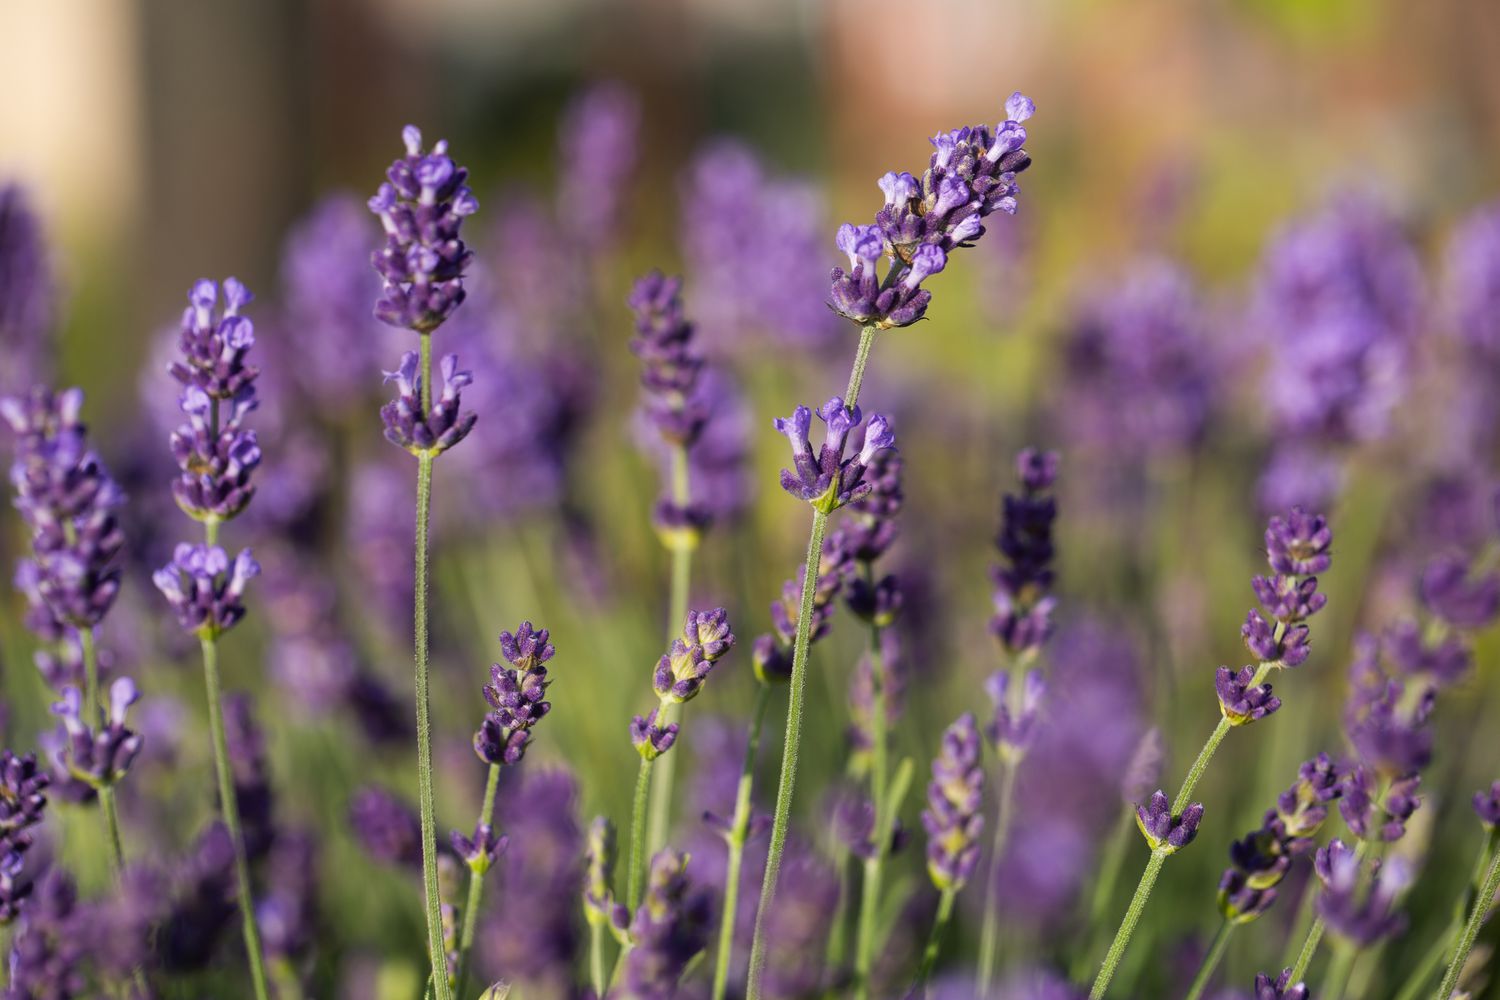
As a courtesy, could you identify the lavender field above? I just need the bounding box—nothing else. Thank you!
[3,2,1500,999]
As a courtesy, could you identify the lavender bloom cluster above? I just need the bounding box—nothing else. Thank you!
[753,534,851,683]
[831,93,1035,329]
[1135,791,1204,855]
[153,543,261,639]
[1254,969,1309,1000]
[774,397,895,513]
[369,125,479,333]
[1217,754,1343,923]
[632,609,735,759]
[49,679,144,790]
[380,350,477,457]
[990,448,1060,660]
[557,82,640,257]
[1315,840,1411,946]
[616,849,712,998]
[922,713,985,891]
[1218,508,1333,725]
[473,622,556,768]
[0,752,49,924]
[0,183,55,398]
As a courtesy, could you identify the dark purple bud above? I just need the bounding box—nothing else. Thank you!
[1215,665,1282,726]
[1253,969,1309,1000]
[0,750,50,924]
[631,708,679,760]
[450,822,507,875]
[1135,790,1203,854]
[474,622,556,767]
[1265,507,1332,576]
[153,543,260,638]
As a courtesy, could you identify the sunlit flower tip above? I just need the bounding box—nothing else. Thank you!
[921,713,985,892]
[1004,91,1036,124]
[683,608,734,662]
[1135,790,1203,853]
[1473,781,1500,828]
[380,350,477,456]
[1215,665,1282,726]
[1253,969,1308,1000]
[153,543,260,638]
[631,709,678,760]
[450,823,507,874]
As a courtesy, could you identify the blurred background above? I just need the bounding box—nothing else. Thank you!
[4,0,1500,997]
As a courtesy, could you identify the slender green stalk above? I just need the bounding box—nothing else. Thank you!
[975,754,1020,994]
[1089,661,1274,1000]
[627,758,654,910]
[1184,921,1234,1000]
[711,686,773,1000]
[1288,840,1369,985]
[1280,876,1320,969]
[454,763,501,1000]
[914,887,958,991]
[1434,832,1500,1000]
[591,923,608,1000]
[411,331,453,1000]
[201,634,272,1000]
[1073,806,1136,981]
[79,628,127,873]
[853,607,893,999]
[645,445,695,858]
[1090,849,1167,1000]
[1391,832,1497,1000]
[1322,945,1357,1000]
[746,323,878,1000]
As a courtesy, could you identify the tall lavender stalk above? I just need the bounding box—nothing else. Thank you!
[976,448,1060,995]
[368,124,479,1000]
[1090,508,1333,999]
[1434,784,1500,1000]
[626,273,716,859]
[915,712,986,987]
[745,91,1036,1000]
[151,278,269,999]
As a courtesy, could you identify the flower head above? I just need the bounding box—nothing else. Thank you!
[1473,781,1500,829]
[651,608,736,705]
[1216,665,1282,726]
[753,533,853,683]
[473,622,556,767]
[991,448,1060,656]
[774,398,896,513]
[985,668,1046,758]
[1315,841,1410,946]
[922,713,985,891]
[49,678,144,789]
[1135,790,1204,854]
[617,850,713,999]
[379,350,477,456]
[0,750,50,924]
[1253,969,1309,1000]
[368,125,478,332]
[152,543,260,638]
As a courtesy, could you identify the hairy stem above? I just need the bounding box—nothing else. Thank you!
[975,756,1021,995]
[746,323,878,1000]
[1434,831,1500,1000]
[201,634,271,1000]
[627,757,654,911]
[853,610,892,999]
[412,447,452,1000]
[454,763,501,1000]
[1090,849,1167,1000]
[1184,921,1234,1000]
[711,686,772,1000]
[1391,833,1497,1000]
[914,887,958,991]
[645,445,695,859]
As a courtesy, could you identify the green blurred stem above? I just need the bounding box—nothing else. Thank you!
[975,756,1020,995]
[200,634,271,1000]
[914,887,958,991]
[645,445,695,860]
[1089,659,1276,1000]
[412,408,453,1000]
[1183,921,1234,1000]
[853,600,893,999]
[1073,806,1137,981]
[1288,840,1368,985]
[454,763,501,1000]
[746,323,878,1000]
[79,627,126,873]
[711,685,772,1000]
[1434,830,1500,1000]
[591,921,608,1000]
[1391,831,1497,1000]
[627,757,654,911]
[1322,945,1357,1000]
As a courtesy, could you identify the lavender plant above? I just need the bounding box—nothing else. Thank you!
[1089,507,1333,999]
[0,183,55,400]
[368,123,479,1000]
[917,712,986,987]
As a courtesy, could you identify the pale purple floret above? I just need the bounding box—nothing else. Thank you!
[557,82,640,256]
[48,677,144,790]
[379,350,477,456]
[1135,790,1204,854]
[473,622,556,767]
[152,543,260,638]
[1315,841,1410,945]
[774,397,895,511]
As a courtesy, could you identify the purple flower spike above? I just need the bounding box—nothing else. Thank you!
[380,350,477,456]
[1244,507,1333,671]
[349,785,422,868]
[49,678,144,789]
[991,448,1061,656]
[1420,554,1500,630]
[1215,665,1282,726]
[0,183,56,398]
[558,82,640,256]
[1339,765,1421,842]
[583,816,629,935]
[368,126,477,333]
[1316,842,1410,946]
[985,668,1046,757]
[1135,790,1203,854]
[152,543,260,638]
[3,387,127,630]
[0,750,50,924]
[169,278,260,400]
[922,713,985,891]
[450,823,507,875]
[652,608,736,705]
[1253,969,1309,1000]
[775,398,895,512]
[1473,780,1500,828]
[473,622,556,767]
[631,708,679,761]
[618,849,713,998]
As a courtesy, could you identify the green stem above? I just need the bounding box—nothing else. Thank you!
[914,887,958,991]
[591,922,608,1000]
[1434,833,1500,1000]
[1289,917,1327,983]
[746,323,877,1000]
[454,763,501,1000]
[1280,876,1320,969]
[79,628,127,874]
[711,686,772,1000]
[975,757,1021,995]
[645,445,695,859]
[412,448,452,1000]
[1391,833,1496,1000]
[1323,945,1357,1000]
[1089,850,1167,1000]
[1171,715,1233,814]
[853,608,892,999]
[201,634,272,1000]
[1183,921,1234,1000]
[1074,807,1136,981]
[627,757,654,911]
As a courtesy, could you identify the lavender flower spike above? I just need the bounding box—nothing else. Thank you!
[1253,970,1309,1000]
[990,448,1060,657]
[380,350,477,457]
[473,622,557,767]
[922,713,985,892]
[369,125,479,333]
[618,849,713,998]
[0,750,49,924]
[775,398,895,513]
[49,678,144,789]
[0,183,56,398]
[1135,790,1204,854]
[153,543,260,638]
[633,609,736,759]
